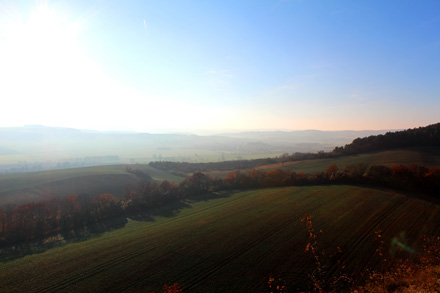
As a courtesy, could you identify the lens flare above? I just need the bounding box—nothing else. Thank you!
[389,231,414,255]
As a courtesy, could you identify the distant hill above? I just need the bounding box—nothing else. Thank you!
[218,129,391,152]
[0,125,393,173]
[0,146,19,155]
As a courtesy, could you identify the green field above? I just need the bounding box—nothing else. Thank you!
[282,147,440,174]
[1,185,439,292]
[0,164,183,205]
[207,147,440,178]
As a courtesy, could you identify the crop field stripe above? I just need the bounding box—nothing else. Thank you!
[179,212,300,291]
[32,192,253,292]
[34,242,161,292]
[1,185,440,292]
[335,196,409,272]
[41,188,292,292]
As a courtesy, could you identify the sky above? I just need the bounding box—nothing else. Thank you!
[0,0,439,134]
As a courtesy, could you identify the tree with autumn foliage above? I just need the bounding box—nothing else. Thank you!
[324,164,339,180]
[262,169,291,187]
[0,206,7,238]
[94,194,122,221]
[180,172,212,197]
[224,171,249,189]
[7,203,50,242]
[158,180,180,201]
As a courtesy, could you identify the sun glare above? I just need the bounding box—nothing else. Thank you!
[0,3,119,128]
[0,4,84,102]
[1,5,81,75]
[0,3,210,131]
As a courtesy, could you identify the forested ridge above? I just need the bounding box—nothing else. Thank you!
[333,122,440,155]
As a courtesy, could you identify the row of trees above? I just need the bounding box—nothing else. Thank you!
[149,152,338,175]
[1,164,439,249]
[149,157,278,175]
[0,193,122,247]
[217,164,440,195]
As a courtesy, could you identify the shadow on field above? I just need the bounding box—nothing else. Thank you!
[354,183,440,205]
[0,215,128,262]
[66,216,129,241]
[0,191,234,261]
[186,190,234,202]
[128,191,234,222]
[128,200,191,221]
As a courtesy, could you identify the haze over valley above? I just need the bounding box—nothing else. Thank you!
[0,0,439,292]
[0,125,392,173]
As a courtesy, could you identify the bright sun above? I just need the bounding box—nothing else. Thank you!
[0,2,208,131]
[0,3,118,128]
[0,4,83,93]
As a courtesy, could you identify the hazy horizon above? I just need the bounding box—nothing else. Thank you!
[1,123,405,136]
[1,1,439,133]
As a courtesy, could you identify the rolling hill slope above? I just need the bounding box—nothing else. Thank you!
[1,185,439,292]
[282,146,440,173]
[0,164,184,205]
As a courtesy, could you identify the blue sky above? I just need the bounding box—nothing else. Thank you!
[0,0,439,133]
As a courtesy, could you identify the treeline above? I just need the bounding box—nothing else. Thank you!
[0,194,123,250]
[149,157,278,175]
[126,167,153,180]
[1,164,439,251]
[204,164,440,196]
[149,153,336,175]
[333,122,440,155]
